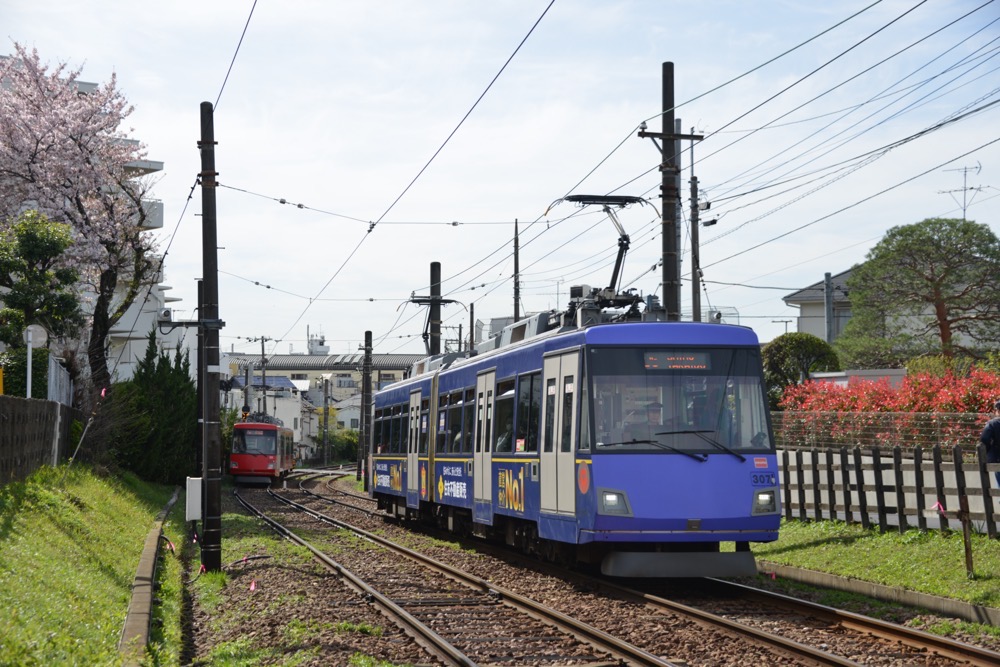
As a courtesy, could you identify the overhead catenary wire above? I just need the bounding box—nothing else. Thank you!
[270,2,555,353]
[214,0,258,110]
[204,2,994,351]
[702,136,1000,270]
[221,1,902,349]
[708,28,1000,207]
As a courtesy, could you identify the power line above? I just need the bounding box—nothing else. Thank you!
[702,136,1000,269]
[215,0,258,109]
[369,0,555,230]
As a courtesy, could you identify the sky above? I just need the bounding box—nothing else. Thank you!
[5,0,1000,359]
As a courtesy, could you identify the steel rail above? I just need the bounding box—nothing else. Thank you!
[233,488,474,667]
[707,578,1000,667]
[265,487,680,667]
[296,475,864,666]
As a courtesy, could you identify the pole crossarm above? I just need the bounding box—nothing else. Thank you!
[637,129,704,142]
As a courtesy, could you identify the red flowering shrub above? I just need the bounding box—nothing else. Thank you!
[779,370,1000,414]
[774,370,1000,450]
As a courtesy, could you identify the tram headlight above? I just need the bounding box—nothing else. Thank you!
[598,489,632,516]
[752,488,777,515]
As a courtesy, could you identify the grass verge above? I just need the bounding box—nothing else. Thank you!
[752,518,1000,608]
[0,465,175,666]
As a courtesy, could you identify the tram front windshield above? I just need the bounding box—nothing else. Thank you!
[233,429,277,455]
[589,346,773,455]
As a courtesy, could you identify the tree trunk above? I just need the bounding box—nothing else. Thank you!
[935,299,953,357]
[87,267,118,400]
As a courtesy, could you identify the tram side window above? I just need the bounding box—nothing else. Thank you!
[419,398,430,454]
[476,392,484,453]
[493,380,515,453]
[515,372,541,452]
[447,393,463,453]
[578,380,590,451]
[373,410,382,454]
[561,375,574,453]
[462,389,475,453]
[400,413,409,454]
[372,413,386,454]
[543,378,556,453]
[436,395,449,453]
[389,411,401,454]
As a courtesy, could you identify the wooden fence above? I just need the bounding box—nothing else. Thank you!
[778,444,999,539]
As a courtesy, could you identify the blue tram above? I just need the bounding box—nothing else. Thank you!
[370,311,780,577]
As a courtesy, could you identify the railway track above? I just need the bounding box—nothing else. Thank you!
[237,486,674,666]
[279,474,1000,665]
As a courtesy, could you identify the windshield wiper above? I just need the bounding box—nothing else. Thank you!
[600,438,707,462]
[655,429,746,461]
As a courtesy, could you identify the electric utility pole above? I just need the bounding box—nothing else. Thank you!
[248,336,271,416]
[514,220,520,322]
[360,330,372,485]
[198,101,224,573]
[638,62,702,321]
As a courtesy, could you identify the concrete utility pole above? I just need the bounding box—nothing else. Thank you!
[410,262,458,356]
[430,262,441,355]
[638,62,702,321]
[259,336,268,416]
[321,374,330,466]
[690,174,701,322]
[198,101,224,573]
[360,330,372,485]
[824,272,834,344]
[514,219,520,322]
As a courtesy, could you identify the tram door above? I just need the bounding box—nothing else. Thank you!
[406,389,421,508]
[541,351,579,515]
[473,370,496,523]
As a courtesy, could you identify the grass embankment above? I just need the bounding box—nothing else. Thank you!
[753,518,1000,608]
[0,465,179,666]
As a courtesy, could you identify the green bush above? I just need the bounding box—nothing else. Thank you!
[0,346,49,398]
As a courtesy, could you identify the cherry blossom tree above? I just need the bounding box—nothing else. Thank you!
[0,43,158,402]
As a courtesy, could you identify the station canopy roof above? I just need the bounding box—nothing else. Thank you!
[231,375,298,390]
[226,353,425,373]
